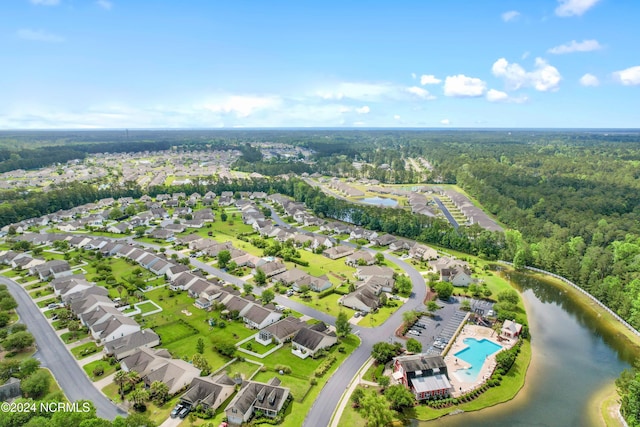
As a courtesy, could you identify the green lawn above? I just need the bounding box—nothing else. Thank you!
[60,329,90,344]
[357,301,402,327]
[241,338,277,354]
[30,287,54,299]
[83,359,117,381]
[154,320,198,344]
[225,359,262,380]
[70,341,101,359]
[25,282,46,290]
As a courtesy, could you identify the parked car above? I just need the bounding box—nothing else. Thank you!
[354,312,360,318]
[170,404,184,418]
[178,406,190,419]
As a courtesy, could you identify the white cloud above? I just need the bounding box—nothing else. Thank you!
[394,115,401,120]
[612,66,640,86]
[29,0,60,5]
[17,28,65,43]
[316,82,395,101]
[420,74,441,85]
[522,51,530,60]
[443,75,486,97]
[406,86,436,100]
[492,57,561,92]
[548,39,602,54]
[411,73,417,79]
[96,0,112,10]
[355,106,370,114]
[555,0,601,17]
[202,95,281,117]
[501,10,520,22]
[579,73,600,87]
[440,119,451,125]
[486,89,528,103]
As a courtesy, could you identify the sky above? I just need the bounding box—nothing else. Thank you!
[1,0,639,129]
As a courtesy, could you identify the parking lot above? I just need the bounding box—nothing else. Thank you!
[403,297,494,355]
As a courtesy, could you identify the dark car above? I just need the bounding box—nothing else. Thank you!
[178,406,190,419]
[170,404,184,418]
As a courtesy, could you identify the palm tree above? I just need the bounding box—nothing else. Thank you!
[127,370,141,390]
[129,388,149,409]
[114,370,128,399]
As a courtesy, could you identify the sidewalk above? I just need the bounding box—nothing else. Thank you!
[330,357,375,427]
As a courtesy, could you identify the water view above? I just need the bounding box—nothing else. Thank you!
[417,271,638,427]
[453,338,502,383]
[360,196,398,207]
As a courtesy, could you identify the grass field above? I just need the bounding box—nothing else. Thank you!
[70,341,101,359]
[60,329,90,344]
[224,359,262,380]
[83,359,117,381]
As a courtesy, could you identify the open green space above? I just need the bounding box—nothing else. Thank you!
[29,286,54,299]
[154,320,198,344]
[70,341,101,359]
[225,359,262,380]
[241,338,278,354]
[83,359,117,381]
[60,329,90,344]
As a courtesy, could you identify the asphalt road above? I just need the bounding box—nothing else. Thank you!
[262,207,429,427]
[433,196,460,229]
[1,276,127,420]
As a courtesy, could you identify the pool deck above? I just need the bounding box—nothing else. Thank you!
[444,324,516,397]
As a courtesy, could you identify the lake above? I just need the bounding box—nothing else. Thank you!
[416,271,639,427]
[360,196,398,207]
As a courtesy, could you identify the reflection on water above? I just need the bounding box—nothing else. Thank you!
[415,271,638,427]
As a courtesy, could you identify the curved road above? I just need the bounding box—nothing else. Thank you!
[264,206,428,427]
[1,276,127,420]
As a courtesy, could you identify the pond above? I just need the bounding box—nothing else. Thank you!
[360,196,398,207]
[416,271,639,427]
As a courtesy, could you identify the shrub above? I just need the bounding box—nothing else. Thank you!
[93,365,105,377]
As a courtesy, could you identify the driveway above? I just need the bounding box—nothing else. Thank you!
[1,276,127,420]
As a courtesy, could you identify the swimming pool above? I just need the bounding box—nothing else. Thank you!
[453,338,502,383]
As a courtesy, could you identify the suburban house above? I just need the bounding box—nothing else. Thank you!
[103,329,161,360]
[51,275,94,298]
[345,250,375,267]
[339,284,381,313]
[179,375,235,412]
[225,377,290,426]
[291,322,338,359]
[242,304,282,330]
[355,265,395,281]
[32,260,72,281]
[256,260,287,278]
[408,243,438,261]
[322,245,355,260]
[256,316,307,345]
[90,313,141,343]
[392,354,452,400]
[272,268,332,292]
[440,267,473,287]
[121,347,200,395]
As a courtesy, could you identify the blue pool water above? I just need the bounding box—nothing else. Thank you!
[361,196,398,207]
[453,338,502,382]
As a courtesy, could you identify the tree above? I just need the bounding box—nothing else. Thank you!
[3,331,35,352]
[375,252,385,265]
[0,312,9,327]
[360,390,394,427]
[394,275,412,297]
[384,384,416,410]
[134,226,147,238]
[109,207,123,220]
[114,370,129,399]
[378,375,390,389]
[192,353,211,375]
[371,342,400,364]
[498,289,520,305]
[254,268,267,286]
[112,413,157,427]
[243,283,254,295]
[434,281,454,300]
[380,293,388,307]
[406,338,422,353]
[196,338,205,354]
[21,370,50,399]
[149,381,169,406]
[19,358,41,378]
[129,388,149,410]
[426,300,440,314]
[0,360,20,382]
[216,341,236,357]
[460,299,471,311]
[335,311,352,338]
[261,289,275,305]
[350,387,365,408]
[220,211,228,222]
[217,250,231,269]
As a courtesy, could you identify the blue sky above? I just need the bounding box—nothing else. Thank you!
[2,0,639,128]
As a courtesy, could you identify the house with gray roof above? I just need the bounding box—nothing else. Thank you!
[339,284,381,313]
[242,304,282,330]
[180,375,235,412]
[103,329,160,360]
[225,377,290,426]
[257,316,306,345]
[291,322,338,359]
[392,354,452,400]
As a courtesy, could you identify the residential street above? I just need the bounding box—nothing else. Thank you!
[1,276,127,420]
